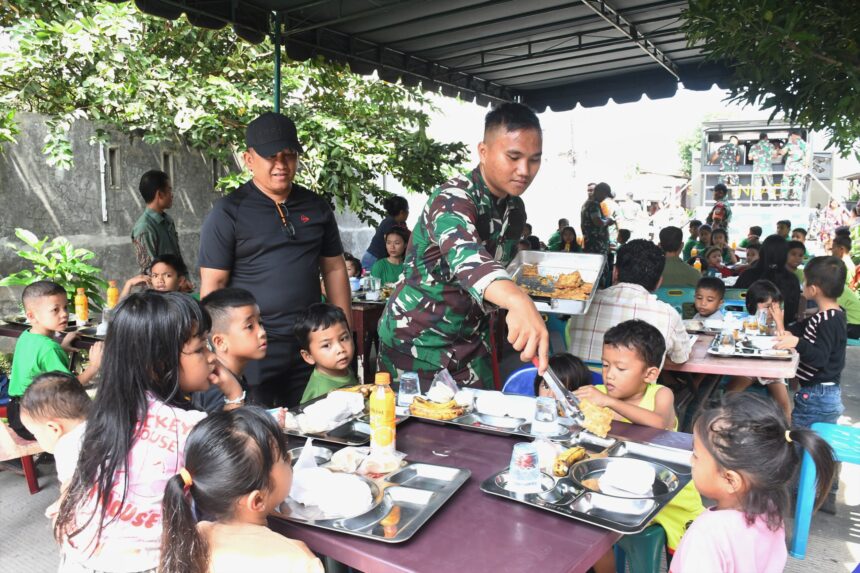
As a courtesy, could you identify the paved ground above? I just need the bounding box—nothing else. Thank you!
[2,350,858,572]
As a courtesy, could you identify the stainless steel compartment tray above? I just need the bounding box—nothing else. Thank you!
[706,334,794,361]
[505,250,606,315]
[281,395,408,446]
[479,439,692,535]
[274,461,470,543]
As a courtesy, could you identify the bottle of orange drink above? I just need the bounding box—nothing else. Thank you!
[370,372,396,454]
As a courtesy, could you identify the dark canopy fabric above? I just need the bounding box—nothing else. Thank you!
[111,0,732,110]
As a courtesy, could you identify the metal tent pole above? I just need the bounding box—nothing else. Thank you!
[273,13,282,112]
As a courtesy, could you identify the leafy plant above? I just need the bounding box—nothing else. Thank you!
[684,0,860,159]
[0,228,109,310]
[0,1,468,223]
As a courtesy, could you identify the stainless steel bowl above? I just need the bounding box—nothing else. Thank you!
[288,446,333,466]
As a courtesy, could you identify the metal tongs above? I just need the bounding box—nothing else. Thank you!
[532,357,582,420]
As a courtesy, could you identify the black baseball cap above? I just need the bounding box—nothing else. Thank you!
[246,112,303,156]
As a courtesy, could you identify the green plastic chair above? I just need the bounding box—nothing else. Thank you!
[655,286,695,316]
[723,288,747,312]
[614,524,668,573]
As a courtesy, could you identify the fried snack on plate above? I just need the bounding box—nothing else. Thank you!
[522,264,540,278]
[579,399,613,438]
[334,384,375,398]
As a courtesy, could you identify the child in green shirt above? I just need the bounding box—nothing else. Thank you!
[370,227,410,285]
[296,303,358,404]
[8,281,102,440]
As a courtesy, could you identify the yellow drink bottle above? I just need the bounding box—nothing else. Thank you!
[369,372,396,454]
[106,280,119,309]
[74,288,89,324]
[693,258,702,273]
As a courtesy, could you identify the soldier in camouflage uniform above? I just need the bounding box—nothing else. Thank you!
[377,103,549,388]
[749,132,776,201]
[709,135,741,188]
[778,129,808,201]
[581,182,614,288]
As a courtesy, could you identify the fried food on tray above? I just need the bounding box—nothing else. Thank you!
[517,268,594,301]
[579,399,613,438]
[554,271,583,290]
[409,396,465,421]
[521,264,540,278]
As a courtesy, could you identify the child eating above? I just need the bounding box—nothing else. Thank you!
[692,277,725,322]
[710,228,738,265]
[670,393,835,573]
[296,303,357,404]
[193,288,266,412]
[7,281,102,441]
[533,353,591,397]
[160,408,322,573]
[371,227,410,285]
[344,254,362,279]
[20,371,91,516]
[574,320,704,567]
[724,280,791,420]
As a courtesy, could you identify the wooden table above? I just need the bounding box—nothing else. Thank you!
[0,322,98,371]
[664,333,799,379]
[351,302,385,383]
[270,420,692,573]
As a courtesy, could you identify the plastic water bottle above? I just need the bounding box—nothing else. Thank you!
[370,372,396,455]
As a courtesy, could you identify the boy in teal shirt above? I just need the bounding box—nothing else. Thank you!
[8,281,102,440]
[296,303,358,404]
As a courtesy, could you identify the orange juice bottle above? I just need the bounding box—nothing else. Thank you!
[693,258,702,273]
[106,280,119,309]
[369,372,396,454]
[691,247,699,258]
[74,288,89,324]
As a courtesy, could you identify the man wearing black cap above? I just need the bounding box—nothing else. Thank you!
[198,112,351,407]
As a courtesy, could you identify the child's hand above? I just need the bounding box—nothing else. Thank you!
[87,341,104,370]
[126,274,150,288]
[573,385,611,408]
[179,276,195,293]
[209,361,243,401]
[770,302,786,334]
[61,332,79,352]
[774,332,799,350]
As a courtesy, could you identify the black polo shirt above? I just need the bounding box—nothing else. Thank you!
[199,181,343,337]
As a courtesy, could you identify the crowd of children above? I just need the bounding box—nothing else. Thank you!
[2,195,856,573]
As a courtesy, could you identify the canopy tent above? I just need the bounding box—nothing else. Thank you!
[111,0,732,110]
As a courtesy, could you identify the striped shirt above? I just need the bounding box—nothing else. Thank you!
[788,308,847,386]
[566,283,691,365]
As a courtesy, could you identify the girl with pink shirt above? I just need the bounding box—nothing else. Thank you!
[54,291,219,573]
[671,393,836,573]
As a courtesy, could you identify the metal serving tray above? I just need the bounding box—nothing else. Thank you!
[274,455,470,543]
[480,439,692,535]
[706,333,794,361]
[281,395,408,447]
[505,250,606,315]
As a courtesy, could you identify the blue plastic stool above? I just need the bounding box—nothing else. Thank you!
[584,360,604,386]
[614,524,667,573]
[502,366,537,396]
[790,423,860,558]
[847,338,860,347]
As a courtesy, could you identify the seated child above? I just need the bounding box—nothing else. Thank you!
[682,219,703,261]
[552,226,582,253]
[710,228,738,265]
[120,253,189,297]
[786,240,806,283]
[573,320,704,567]
[344,254,362,278]
[192,288,265,413]
[516,238,531,253]
[371,227,410,285]
[693,277,725,322]
[724,280,791,420]
[703,246,732,278]
[20,371,91,516]
[739,225,761,248]
[686,224,712,265]
[8,281,102,440]
[791,227,807,243]
[732,243,760,275]
[670,393,836,573]
[296,303,358,404]
[160,407,323,573]
[533,353,591,397]
[831,235,855,289]
[616,228,631,248]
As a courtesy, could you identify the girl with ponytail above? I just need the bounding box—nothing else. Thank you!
[670,393,836,572]
[160,407,321,573]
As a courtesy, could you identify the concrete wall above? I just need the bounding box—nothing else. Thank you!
[0,113,387,317]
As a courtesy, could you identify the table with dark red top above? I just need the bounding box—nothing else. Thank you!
[269,419,692,573]
[0,322,98,370]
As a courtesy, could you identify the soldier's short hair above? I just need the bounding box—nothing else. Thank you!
[484,102,541,136]
[759,132,768,141]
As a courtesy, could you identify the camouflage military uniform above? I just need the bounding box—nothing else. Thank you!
[377,167,515,389]
[749,140,775,200]
[581,199,611,288]
[783,139,807,201]
[715,143,740,186]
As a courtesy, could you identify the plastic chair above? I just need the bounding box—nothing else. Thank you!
[614,524,668,573]
[502,366,537,396]
[847,338,860,347]
[655,287,695,316]
[545,314,569,354]
[723,288,748,313]
[790,423,860,558]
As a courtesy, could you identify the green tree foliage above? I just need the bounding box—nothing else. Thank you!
[0,1,468,222]
[684,0,860,159]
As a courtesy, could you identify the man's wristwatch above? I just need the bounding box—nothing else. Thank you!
[224,390,246,405]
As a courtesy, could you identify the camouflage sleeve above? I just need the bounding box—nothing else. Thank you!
[427,188,509,305]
